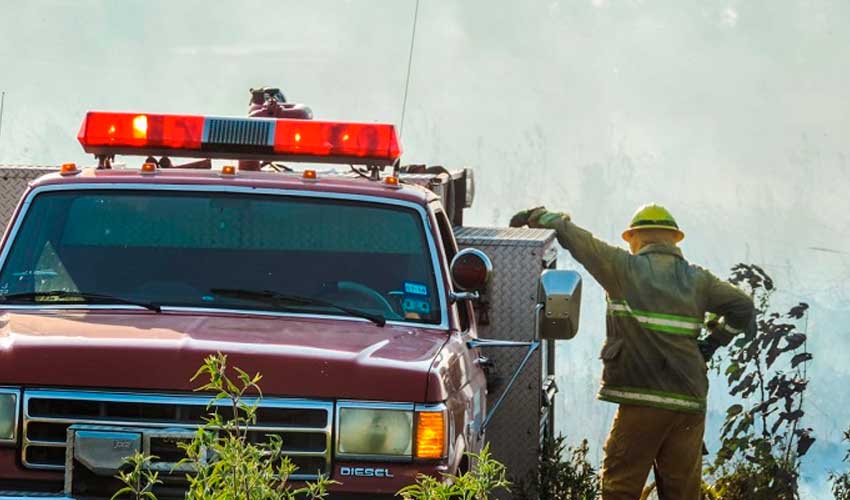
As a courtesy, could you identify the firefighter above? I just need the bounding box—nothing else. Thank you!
[510,204,755,500]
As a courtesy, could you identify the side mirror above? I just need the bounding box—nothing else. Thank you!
[537,270,582,340]
[450,248,493,293]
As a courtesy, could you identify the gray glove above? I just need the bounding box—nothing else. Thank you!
[698,336,723,362]
[509,206,546,228]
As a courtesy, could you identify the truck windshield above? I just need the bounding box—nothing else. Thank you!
[0,189,442,325]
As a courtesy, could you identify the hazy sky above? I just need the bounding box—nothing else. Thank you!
[2,0,849,496]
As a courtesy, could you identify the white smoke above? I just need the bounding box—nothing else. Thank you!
[1,0,848,495]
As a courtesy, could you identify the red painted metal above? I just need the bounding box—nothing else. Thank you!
[0,311,446,401]
[248,97,312,120]
[26,167,436,205]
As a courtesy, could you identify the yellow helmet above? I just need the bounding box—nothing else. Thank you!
[622,203,684,243]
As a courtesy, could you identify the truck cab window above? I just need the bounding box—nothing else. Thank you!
[0,190,444,326]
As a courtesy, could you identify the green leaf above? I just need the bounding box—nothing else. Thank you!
[727,404,744,417]
[783,333,806,351]
[111,486,134,500]
[730,373,755,396]
[788,303,809,319]
[791,352,812,368]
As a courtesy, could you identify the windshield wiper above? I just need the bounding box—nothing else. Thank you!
[0,290,162,313]
[210,288,386,327]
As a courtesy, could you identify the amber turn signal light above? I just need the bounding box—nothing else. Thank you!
[221,165,237,176]
[415,411,446,459]
[59,163,79,176]
[140,162,157,174]
[302,169,318,180]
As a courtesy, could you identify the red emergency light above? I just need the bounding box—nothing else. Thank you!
[77,111,401,166]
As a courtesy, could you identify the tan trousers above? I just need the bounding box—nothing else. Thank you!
[601,404,705,500]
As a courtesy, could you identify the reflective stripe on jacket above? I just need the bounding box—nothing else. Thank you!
[536,211,755,414]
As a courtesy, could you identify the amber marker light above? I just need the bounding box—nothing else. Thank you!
[383,175,400,188]
[415,411,446,460]
[221,165,237,176]
[140,162,157,174]
[302,169,318,181]
[59,163,79,176]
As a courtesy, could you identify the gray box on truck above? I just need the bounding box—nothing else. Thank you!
[456,227,559,491]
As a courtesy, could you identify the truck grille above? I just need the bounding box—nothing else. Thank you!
[203,118,275,147]
[22,389,332,480]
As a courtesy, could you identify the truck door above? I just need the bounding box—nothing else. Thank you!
[431,204,487,457]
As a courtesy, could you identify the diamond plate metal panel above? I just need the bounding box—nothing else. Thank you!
[0,166,58,230]
[456,226,558,497]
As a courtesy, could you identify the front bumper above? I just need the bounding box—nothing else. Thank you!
[0,388,456,499]
[0,488,413,499]
[0,461,450,499]
[0,496,69,499]
[0,491,406,500]
[0,496,399,500]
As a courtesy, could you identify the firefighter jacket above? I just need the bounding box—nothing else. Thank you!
[536,212,755,413]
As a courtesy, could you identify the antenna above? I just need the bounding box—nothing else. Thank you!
[399,0,420,140]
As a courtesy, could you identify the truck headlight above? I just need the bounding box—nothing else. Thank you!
[337,404,413,459]
[0,389,20,445]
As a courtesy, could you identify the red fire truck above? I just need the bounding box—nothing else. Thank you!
[0,93,581,499]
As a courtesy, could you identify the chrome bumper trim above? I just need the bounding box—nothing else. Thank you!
[0,495,72,499]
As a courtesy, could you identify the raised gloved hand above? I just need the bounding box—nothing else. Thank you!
[509,207,548,228]
[697,336,723,362]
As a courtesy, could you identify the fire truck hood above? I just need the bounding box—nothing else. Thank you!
[0,310,448,401]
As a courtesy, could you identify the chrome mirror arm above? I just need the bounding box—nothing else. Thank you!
[449,291,480,304]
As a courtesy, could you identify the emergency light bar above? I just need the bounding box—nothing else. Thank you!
[77,111,401,166]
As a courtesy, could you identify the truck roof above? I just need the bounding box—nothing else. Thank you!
[29,166,439,205]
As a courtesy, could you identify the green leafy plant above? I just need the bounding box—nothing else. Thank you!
[112,450,162,500]
[179,353,337,499]
[705,264,814,500]
[396,443,510,500]
[830,427,850,500]
[638,480,717,500]
[515,436,599,500]
[114,353,336,500]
